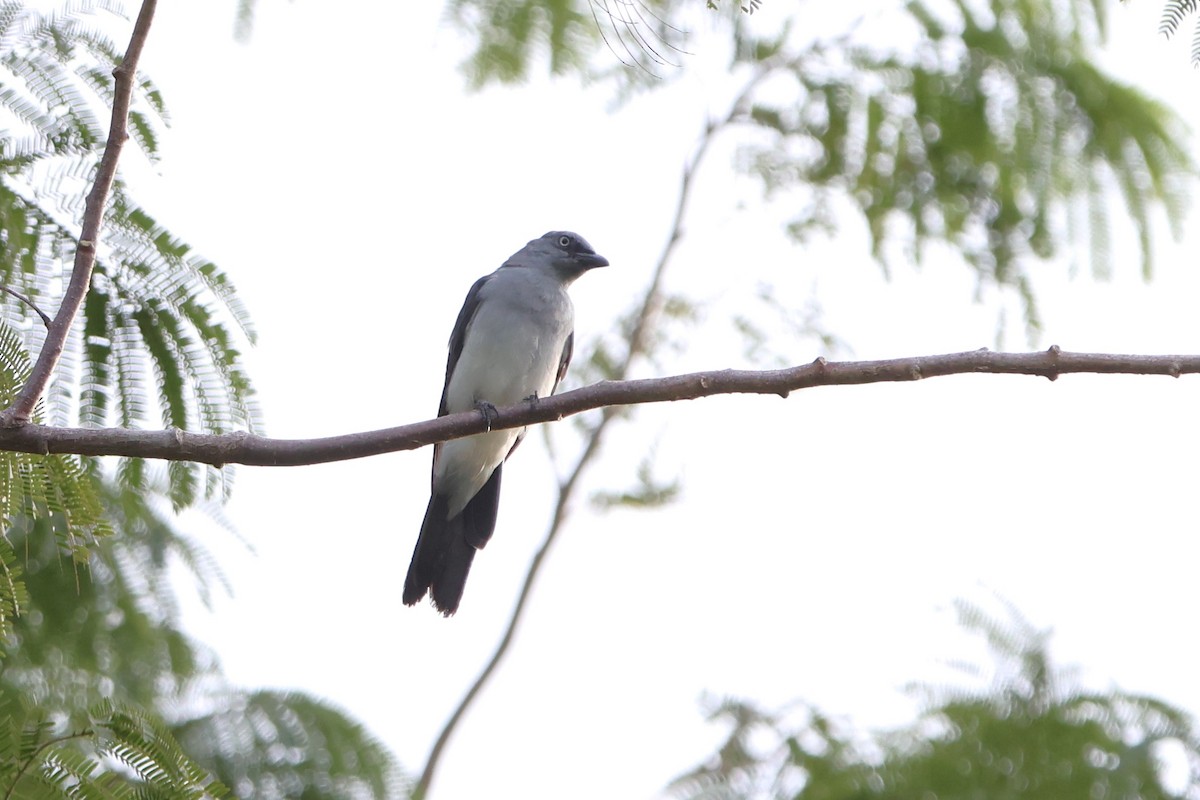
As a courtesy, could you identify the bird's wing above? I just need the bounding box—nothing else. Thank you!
[430,273,492,488]
[553,330,574,394]
[438,273,492,418]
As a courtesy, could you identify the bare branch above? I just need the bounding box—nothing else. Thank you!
[0,348,1191,465]
[0,0,158,425]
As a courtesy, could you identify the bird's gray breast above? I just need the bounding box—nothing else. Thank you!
[444,267,574,413]
[434,267,574,511]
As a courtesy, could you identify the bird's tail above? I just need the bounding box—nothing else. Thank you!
[403,494,474,616]
[403,466,503,616]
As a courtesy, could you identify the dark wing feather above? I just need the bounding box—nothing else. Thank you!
[553,330,574,394]
[461,463,503,550]
[438,273,493,417]
[408,271,503,615]
[430,273,492,488]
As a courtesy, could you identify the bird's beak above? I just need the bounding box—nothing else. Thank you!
[575,250,609,270]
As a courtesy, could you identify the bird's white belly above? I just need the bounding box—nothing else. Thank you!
[434,306,564,514]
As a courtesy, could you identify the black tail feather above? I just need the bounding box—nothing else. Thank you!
[403,465,504,616]
[462,464,502,550]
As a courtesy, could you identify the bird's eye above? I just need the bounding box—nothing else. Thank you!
[558,235,572,248]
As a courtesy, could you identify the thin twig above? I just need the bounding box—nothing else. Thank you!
[0,286,51,328]
[3,730,94,800]
[413,64,849,797]
[0,0,158,426]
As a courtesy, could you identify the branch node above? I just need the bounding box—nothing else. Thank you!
[0,285,52,328]
[909,364,923,380]
[1045,344,1062,381]
[0,409,28,429]
[1169,361,1182,378]
[811,356,828,371]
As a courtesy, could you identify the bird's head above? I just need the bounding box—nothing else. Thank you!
[507,231,609,281]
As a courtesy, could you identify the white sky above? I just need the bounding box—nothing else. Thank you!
[110,1,1200,797]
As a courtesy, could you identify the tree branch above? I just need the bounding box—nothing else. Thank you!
[0,0,158,426]
[0,349,1192,466]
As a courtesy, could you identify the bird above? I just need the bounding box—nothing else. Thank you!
[403,231,609,615]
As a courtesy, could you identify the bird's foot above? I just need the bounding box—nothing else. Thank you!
[475,400,499,432]
[523,391,540,409]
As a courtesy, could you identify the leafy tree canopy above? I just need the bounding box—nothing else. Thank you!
[672,601,1200,800]
[439,0,1193,338]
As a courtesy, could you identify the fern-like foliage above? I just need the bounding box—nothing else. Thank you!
[0,695,228,800]
[445,0,1193,345]
[173,691,406,800]
[724,0,1192,337]
[3,483,215,708]
[0,538,28,654]
[1,482,407,800]
[0,321,109,645]
[0,1,259,508]
[447,0,699,87]
[1158,0,1200,64]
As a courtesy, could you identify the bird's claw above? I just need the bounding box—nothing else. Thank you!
[475,400,499,432]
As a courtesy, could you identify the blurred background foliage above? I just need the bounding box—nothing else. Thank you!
[0,0,1195,798]
[0,481,405,799]
[449,0,1193,342]
[671,601,1200,800]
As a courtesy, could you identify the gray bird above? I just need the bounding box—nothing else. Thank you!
[403,231,609,615]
